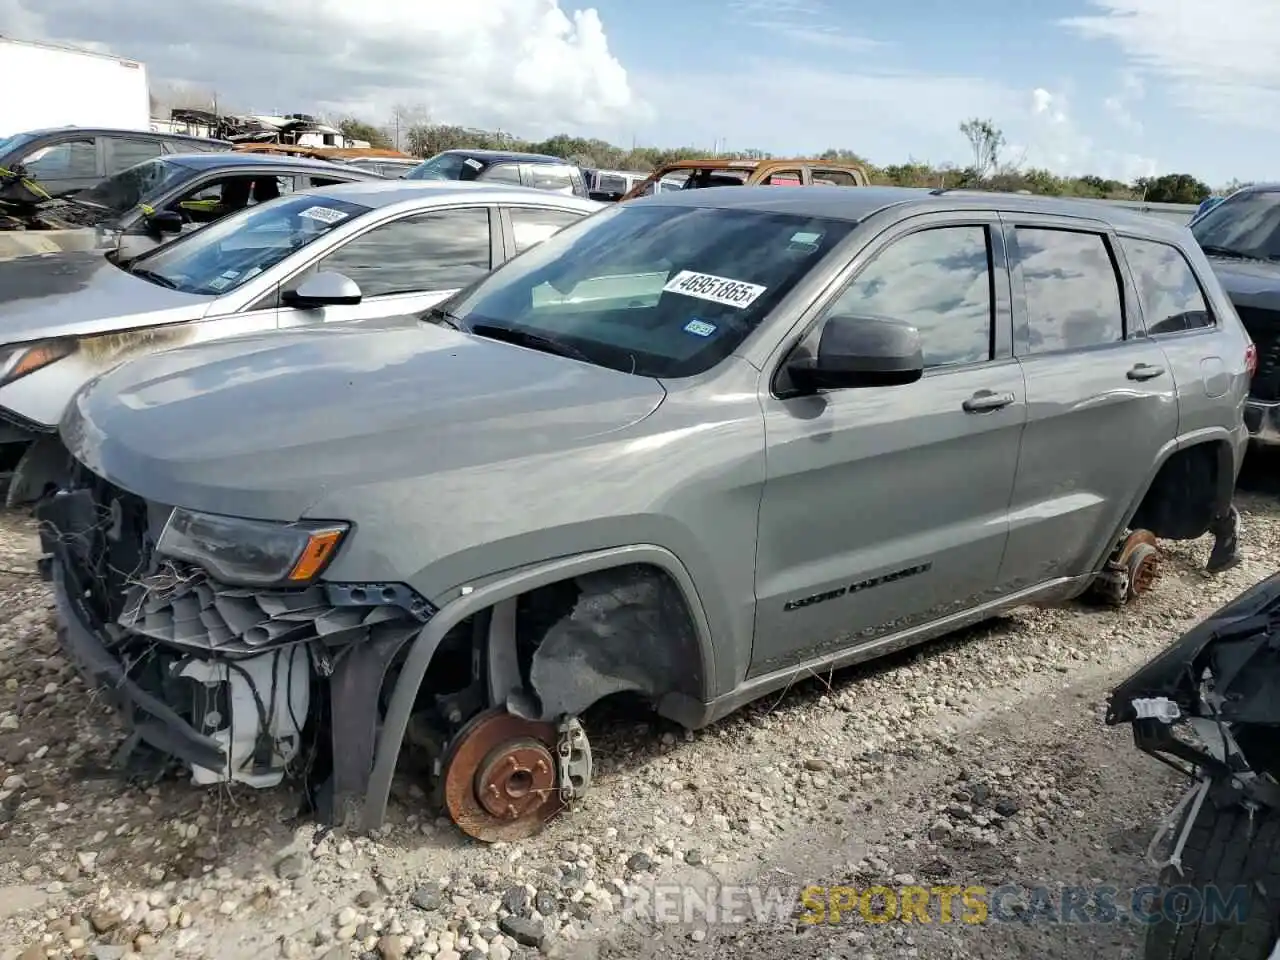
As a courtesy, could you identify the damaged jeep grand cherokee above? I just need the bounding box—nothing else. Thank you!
[37,186,1252,842]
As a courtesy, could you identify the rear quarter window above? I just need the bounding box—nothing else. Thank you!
[1120,237,1214,335]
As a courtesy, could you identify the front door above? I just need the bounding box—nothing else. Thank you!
[752,215,1025,676]
[997,218,1180,586]
[276,206,498,328]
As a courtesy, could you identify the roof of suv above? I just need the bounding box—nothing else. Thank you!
[15,126,230,146]
[635,185,1193,240]
[164,152,381,174]
[437,148,566,165]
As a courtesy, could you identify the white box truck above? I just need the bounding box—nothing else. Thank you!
[0,36,149,135]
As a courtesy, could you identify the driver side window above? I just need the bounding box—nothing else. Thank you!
[825,225,994,369]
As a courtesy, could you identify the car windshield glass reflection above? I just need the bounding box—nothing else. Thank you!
[75,158,189,214]
[406,153,482,182]
[123,194,372,297]
[444,204,853,378]
[1191,190,1280,260]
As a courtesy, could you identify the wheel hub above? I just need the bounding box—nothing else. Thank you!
[474,738,556,820]
[440,709,565,842]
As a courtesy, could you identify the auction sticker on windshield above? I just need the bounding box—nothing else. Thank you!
[663,271,766,309]
[298,206,349,225]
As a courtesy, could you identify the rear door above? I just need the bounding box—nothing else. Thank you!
[998,216,1179,586]
[1116,234,1230,439]
[753,212,1025,673]
[275,205,499,327]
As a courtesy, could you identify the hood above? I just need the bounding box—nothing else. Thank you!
[62,322,668,520]
[1206,256,1280,312]
[0,252,210,343]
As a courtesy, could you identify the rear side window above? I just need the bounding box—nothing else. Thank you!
[1121,237,1214,335]
[509,206,586,254]
[528,165,573,192]
[106,137,163,174]
[20,137,97,180]
[829,225,993,368]
[1015,228,1124,354]
[482,163,523,185]
[810,168,860,186]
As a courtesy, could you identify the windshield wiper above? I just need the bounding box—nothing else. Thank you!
[128,266,180,290]
[468,322,591,363]
[1199,244,1262,261]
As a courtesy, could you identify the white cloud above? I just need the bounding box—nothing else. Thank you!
[730,0,888,54]
[633,59,1022,160]
[1009,86,1157,182]
[0,0,643,134]
[1061,0,1280,128]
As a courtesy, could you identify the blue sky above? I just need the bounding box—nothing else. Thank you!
[585,0,1276,186]
[4,0,1276,187]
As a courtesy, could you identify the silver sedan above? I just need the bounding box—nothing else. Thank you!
[0,180,602,503]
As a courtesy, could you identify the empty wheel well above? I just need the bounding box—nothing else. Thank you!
[512,562,706,722]
[1129,442,1230,541]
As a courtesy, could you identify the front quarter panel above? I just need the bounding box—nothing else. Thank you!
[308,360,768,698]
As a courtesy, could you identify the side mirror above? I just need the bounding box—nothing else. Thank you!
[281,271,363,309]
[146,209,184,235]
[787,314,924,393]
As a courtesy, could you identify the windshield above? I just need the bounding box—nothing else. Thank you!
[124,193,372,296]
[73,157,190,214]
[406,152,483,182]
[1190,190,1280,260]
[0,132,35,161]
[443,204,854,378]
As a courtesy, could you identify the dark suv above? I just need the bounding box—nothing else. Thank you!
[1189,184,1280,443]
[0,126,231,201]
[405,148,588,198]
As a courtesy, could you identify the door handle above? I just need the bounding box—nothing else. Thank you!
[962,390,1016,413]
[1127,363,1165,381]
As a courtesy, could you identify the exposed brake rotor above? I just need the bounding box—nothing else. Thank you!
[440,708,565,842]
[1118,529,1160,598]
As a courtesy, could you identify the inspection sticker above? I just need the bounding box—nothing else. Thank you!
[662,270,766,309]
[683,319,717,337]
[298,206,349,225]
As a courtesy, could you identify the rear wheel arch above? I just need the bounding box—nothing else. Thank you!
[1128,437,1235,542]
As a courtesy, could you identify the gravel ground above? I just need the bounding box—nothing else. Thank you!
[2,454,1279,960]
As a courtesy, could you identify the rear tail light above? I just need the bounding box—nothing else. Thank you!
[1246,342,1258,379]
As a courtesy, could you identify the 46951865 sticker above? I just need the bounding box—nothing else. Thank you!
[662,270,767,309]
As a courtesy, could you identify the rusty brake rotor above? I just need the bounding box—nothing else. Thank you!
[1117,529,1160,598]
[440,708,565,842]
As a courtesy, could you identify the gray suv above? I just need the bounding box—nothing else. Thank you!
[38,187,1251,842]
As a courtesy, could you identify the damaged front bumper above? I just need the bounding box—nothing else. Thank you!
[37,480,436,825]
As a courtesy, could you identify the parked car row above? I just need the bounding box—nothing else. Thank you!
[12,167,1256,848]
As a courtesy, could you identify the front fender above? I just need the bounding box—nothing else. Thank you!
[359,543,717,832]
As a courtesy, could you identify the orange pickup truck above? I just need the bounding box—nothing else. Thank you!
[618,157,869,201]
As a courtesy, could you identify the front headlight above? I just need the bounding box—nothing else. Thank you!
[156,508,348,586]
[0,339,77,387]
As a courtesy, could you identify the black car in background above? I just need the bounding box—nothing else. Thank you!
[405,148,588,198]
[1191,184,1280,444]
[0,126,232,202]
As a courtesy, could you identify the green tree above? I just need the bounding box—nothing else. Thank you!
[959,118,1004,179]
[1134,173,1211,204]
[337,117,392,149]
